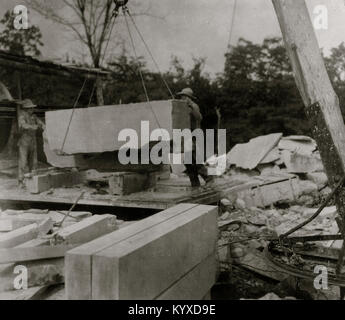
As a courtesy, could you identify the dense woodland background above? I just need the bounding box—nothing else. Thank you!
[1,9,345,151]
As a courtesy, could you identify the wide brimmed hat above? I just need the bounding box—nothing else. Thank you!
[176,88,196,100]
[19,99,37,109]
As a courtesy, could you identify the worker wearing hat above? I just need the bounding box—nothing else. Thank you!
[17,99,45,187]
[176,88,214,187]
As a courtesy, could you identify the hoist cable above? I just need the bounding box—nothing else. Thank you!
[227,0,237,51]
[123,10,163,130]
[87,81,97,107]
[126,9,175,100]
[60,77,88,153]
[89,10,119,107]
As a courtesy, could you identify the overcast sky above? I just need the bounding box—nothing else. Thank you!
[1,0,345,75]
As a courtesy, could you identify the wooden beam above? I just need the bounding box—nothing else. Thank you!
[272,1,345,210]
[0,54,110,81]
[272,0,345,272]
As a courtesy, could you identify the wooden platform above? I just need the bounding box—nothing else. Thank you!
[0,176,244,210]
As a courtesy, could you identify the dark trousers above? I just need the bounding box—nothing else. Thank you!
[184,147,212,187]
[18,136,37,182]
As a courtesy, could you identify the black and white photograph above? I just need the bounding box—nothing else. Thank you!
[0,0,344,304]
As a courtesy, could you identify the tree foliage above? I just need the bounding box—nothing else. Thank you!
[0,10,43,56]
[25,0,155,68]
[218,37,307,147]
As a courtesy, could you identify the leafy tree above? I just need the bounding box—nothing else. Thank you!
[218,37,308,148]
[324,42,345,115]
[0,10,43,56]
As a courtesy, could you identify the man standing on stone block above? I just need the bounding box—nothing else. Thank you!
[176,87,214,188]
[17,99,45,188]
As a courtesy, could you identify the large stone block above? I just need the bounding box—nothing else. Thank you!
[91,205,217,300]
[65,203,218,300]
[45,100,190,154]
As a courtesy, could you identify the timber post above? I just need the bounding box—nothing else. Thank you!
[272,0,345,273]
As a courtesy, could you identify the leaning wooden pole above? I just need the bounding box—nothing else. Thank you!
[272,0,345,273]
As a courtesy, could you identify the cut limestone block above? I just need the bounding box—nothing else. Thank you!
[91,205,217,300]
[25,171,87,194]
[281,150,324,173]
[108,172,156,195]
[0,217,45,232]
[18,215,110,248]
[1,210,90,227]
[45,100,190,154]
[56,214,117,244]
[278,136,317,155]
[157,254,217,300]
[65,203,198,300]
[0,221,51,249]
[17,238,51,248]
[234,176,300,208]
[227,133,283,170]
[0,245,76,264]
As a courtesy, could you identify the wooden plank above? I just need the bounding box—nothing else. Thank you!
[91,205,218,300]
[56,214,117,244]
[0,245,76,264]
[0,51,109,80]
[272,0,345,213]
[45,100,190,154]
[157,254,217,300]
[65,203,197,300]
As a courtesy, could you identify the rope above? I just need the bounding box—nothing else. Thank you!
[123,10,163,130]
[123,12,150,102]
[60,6,120,147]
[60,77,87,153]
[88,9,119,107]
[87,81,97,107]
[126,9,175,100]
[227,0,237,51]
[101,11,118,66]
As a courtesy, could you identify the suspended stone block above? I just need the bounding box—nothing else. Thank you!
[45,100,190,155]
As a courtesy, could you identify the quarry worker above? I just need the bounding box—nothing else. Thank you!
[17,99,45,187]
[176,88,214,187]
